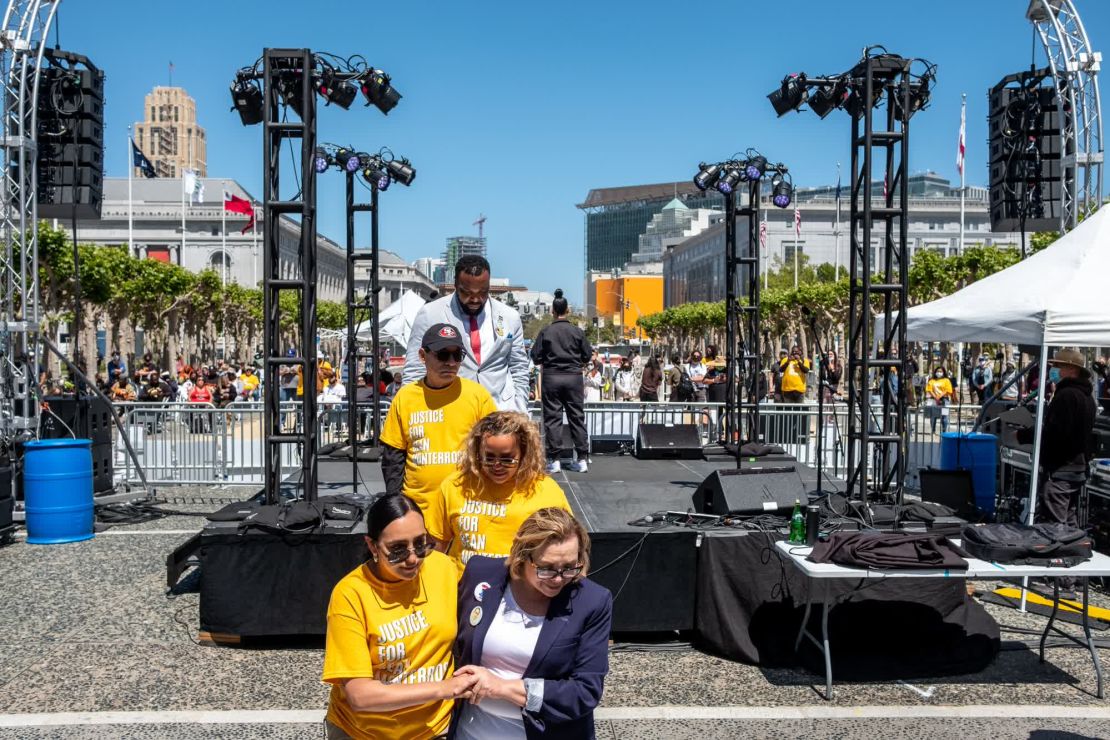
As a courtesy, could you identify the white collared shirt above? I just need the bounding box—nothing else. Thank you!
[451,296,495,365]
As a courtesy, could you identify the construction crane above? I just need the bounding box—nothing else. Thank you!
[473,213,486,238]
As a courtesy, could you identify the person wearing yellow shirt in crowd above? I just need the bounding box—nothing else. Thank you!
[297,354,334,397]
[239,365,260,401]
[381,323,497,510]
[322,493,477,740]
[779,345,811,403]
[925,366,955,435]
[424,410,571,575]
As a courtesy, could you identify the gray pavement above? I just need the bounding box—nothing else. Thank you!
[1,485,1109,738]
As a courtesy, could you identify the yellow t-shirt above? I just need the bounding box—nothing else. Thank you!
[380,377,497,511]
[322,550,458,740]
[925,377,954,402]
[297,360,333,396]
[780,358,811,394]
[424,471,572,575]
[241,373,260,393]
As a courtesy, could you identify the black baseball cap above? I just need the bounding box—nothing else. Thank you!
[422,323,466,353]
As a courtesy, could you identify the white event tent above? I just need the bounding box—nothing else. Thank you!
[355,289,426,347]
[901,203,1110,523]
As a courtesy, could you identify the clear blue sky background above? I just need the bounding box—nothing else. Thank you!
[61,0,1109,304]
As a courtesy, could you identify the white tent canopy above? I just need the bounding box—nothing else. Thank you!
[355,289,426,346]
[903,204,1110,346]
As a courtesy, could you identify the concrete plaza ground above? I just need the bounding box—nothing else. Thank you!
[1,486,1108,739]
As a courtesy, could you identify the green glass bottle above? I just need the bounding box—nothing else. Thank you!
[789,499,805,544]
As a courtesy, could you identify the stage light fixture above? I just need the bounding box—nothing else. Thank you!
[317,70,357,109]
[313,147,331,173]
[693,162,722,191]
[360,69,402,114]
[716,166,742,195]
[230,79,263,126]
[808,79,848,119]
[276,73,308,119]
[361,160,392,191]
[768,73,808,116]
[334,148,362,173]
[893,72,933,122]
[771,174,793,208]
[843,83,884,119]
[744,155,767,182]
[386,157,416,186]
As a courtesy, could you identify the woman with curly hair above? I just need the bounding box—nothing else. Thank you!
[423,410,571,576]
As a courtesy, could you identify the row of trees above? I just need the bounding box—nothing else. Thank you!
[637,237,1057,365]
[35,223,350,378]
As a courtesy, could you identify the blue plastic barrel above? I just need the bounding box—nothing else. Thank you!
[939,432,998,514]
[24,438,94,544]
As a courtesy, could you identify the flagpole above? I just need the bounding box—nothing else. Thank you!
[252,205,258,287]
[959,93,966,257]
[127,126,134,257]
[222,181,227,359]
[180,172,186,266]
[834,162,841,281]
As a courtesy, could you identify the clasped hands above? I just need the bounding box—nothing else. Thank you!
[448,665,502,704]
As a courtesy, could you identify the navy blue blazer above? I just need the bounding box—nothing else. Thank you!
[449,556,613,740]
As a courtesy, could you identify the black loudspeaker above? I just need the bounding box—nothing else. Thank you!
[692,466,805,515]
[41,395,112,445]
[92,442,113,495]
[635,424,702,460]
[0,463,13,536]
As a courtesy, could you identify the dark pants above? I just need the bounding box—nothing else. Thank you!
[542,372,588,460]
[1038,472,1084,591]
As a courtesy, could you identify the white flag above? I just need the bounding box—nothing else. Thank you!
[956,99,966,177]
[183,169,203,205]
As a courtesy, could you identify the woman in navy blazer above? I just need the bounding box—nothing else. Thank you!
[449,507,613,739]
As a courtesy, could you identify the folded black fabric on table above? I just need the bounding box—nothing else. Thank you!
[808,531,970,570]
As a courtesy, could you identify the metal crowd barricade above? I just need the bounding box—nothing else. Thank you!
[110,397,985,490]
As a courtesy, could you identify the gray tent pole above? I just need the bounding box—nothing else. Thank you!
[1020,339,1051,612]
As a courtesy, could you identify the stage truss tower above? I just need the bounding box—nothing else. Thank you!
[1027,0,1103,232]
[845,54,914,507]
[0,0,60,440]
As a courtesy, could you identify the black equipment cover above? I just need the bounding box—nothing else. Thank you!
[960,522,1093,567]
[239,501,323,534]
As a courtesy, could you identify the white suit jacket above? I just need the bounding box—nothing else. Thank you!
[402,293,530,412]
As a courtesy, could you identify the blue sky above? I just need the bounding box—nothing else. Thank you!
[62,1,1109,304]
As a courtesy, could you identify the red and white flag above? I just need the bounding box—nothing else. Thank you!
[793,208,801,237]
[956,97,966,177]
[759,220,767,248]
[223,190,256,234]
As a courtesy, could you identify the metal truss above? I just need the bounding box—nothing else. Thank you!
[1027,0,1104,231]
[0,0,59,438]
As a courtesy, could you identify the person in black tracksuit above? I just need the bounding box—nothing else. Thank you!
[530,289,592,474]
[1017,348,1096,596]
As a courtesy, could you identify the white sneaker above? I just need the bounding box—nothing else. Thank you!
[545,460,561,474]
[568,459,588,473]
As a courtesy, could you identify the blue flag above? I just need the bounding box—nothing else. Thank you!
[131,138,156,178]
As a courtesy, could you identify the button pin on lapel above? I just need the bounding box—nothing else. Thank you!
[474,582,490,602]
[469,606,483,626]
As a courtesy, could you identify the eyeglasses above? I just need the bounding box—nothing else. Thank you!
[531,560,583,580]
[481,455,520,469]
[380,537,434,564]
[431,349,463,363]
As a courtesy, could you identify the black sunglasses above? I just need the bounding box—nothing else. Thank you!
[429,349,463,363]
[381,537,434,564]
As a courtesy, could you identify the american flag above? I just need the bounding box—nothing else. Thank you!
[956,98,966,177]
[759,220,767,248]
[793,208,801,237]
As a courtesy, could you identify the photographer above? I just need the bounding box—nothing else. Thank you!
[778,346,811,403]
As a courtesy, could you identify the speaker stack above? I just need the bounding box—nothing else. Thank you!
[41,395,114,494]
[35,49,104,220]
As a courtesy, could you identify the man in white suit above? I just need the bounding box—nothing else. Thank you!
[403,255,530,412]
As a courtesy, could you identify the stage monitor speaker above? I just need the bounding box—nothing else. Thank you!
[635,423,702,460]
[0,462,12,534]
[692,466,804,515]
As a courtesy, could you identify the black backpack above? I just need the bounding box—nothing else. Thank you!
[960,522,1093,567]
[675,371,695,402]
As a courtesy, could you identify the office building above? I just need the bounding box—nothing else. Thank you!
[133,87,207,178]
[443,236,486,272]
[353,250,438,311]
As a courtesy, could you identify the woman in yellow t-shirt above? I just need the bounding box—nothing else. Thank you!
[424,411,572,575]
[322,493,477,740]
[924,366,955,434]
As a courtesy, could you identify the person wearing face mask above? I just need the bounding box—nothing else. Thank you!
[685,350,708,403]
[109,373,137,402]
[322,493,477,740]
[381,324,498,511]
[612,358,635,402]
[1016,349,1097,599]
[779,346,811,403]
[924,366,955,434]
[971,355,993,405]
[451,508,613,740]
[403,256,529,412]
[423,411,571,576]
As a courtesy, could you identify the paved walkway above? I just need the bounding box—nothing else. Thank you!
[1,486,1107,739]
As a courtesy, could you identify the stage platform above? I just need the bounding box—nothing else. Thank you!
[178,451,840,638]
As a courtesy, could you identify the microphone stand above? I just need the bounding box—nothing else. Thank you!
[808,316,827,498]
